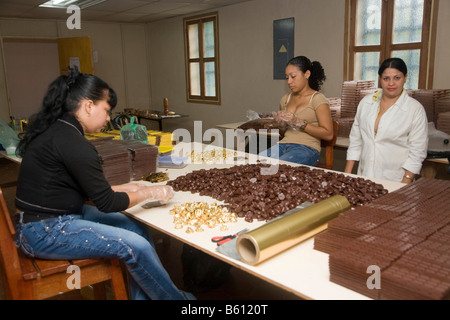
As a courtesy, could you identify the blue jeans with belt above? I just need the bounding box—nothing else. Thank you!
[15,204,195,300]
[260,143,319,166]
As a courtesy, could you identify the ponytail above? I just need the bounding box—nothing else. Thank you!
[17,67,116,157]
[309,60,326,91]
[287,56,326,91]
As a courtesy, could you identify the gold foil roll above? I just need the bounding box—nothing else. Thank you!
[236,195,351,265]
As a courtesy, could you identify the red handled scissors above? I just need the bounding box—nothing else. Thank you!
[211,228,248,246]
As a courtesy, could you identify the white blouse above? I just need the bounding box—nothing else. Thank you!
[347,90,428,182]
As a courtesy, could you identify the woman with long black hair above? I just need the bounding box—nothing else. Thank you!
[15,67,194,300]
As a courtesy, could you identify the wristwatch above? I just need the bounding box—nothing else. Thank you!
[299,120,308,131]
[403,173,414,180]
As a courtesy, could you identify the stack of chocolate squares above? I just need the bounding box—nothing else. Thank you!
[120,140,158,181]
[314,178,450,300]
[327,97,341,120]
[94,141,131,185]
[407,89,450,122]
[340,80,375,118]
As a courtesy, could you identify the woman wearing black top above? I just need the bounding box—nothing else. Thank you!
[15,67,194,300]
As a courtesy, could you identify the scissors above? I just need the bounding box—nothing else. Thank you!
[211,228,248,246]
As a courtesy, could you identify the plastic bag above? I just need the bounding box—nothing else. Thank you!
[0,119,20,155]
[120,116,148,143]
[246,109,260,121]
[246,109,275,120]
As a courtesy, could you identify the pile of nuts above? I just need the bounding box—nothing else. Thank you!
[169,202,238,233]
[167,163,388,222]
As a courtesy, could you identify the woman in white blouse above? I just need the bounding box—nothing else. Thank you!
[345,58,428,184]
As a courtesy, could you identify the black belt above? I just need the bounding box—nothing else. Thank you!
[17,212,62,224]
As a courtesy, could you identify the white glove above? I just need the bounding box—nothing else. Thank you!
[273,111,304,129]
[138,185,174,203]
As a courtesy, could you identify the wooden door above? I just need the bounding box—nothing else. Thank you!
[57,36,94,75]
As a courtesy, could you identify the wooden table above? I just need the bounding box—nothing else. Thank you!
[134,113,188,131]
[124,142,405,300]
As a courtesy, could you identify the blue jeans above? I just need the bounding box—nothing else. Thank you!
[260,143,319,166]
[16,205,195,300]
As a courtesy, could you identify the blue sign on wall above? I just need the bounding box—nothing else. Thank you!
[273,18,294,80]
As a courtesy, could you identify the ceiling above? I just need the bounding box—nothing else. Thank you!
[0,0,252,23]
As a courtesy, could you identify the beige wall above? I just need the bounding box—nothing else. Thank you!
[0,18,150,122]
[434,0,450,89]
[0,0,449,133]
[147,0,347,134]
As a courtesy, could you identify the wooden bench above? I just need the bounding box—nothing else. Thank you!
[0,188,128,300]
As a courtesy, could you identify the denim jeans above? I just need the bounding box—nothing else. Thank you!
[16,205,194,300]
[260,143,319,166]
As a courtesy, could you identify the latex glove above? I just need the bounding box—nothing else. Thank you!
[138,185,174,203]
[114,182,147,193]
[273,111,304,128]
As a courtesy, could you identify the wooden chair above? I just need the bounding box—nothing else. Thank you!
[317,121,339,170]
[0,188,128,300]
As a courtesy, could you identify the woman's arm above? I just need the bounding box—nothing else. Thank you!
[275,103,333,141]
[125,185,174,208]
[303,103,334,141]
[344,160,356,174]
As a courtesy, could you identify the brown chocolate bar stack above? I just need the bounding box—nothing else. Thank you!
[336,117,354,138]
[407,89,450,123]
[340,80,375,118]
[327,97,341,120]
[437,111,450,136]
[120,140,158,181]
[336,81,376,138]
[95,142,132,185]
[314,178,450,300]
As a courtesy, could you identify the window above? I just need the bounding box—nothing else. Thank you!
[344,0,438,89]
[184,12,221,104]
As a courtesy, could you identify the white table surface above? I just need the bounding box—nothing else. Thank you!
[124,142,405,300]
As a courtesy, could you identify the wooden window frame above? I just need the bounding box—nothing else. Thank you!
[184,12,221,105]
[344,0,439,89]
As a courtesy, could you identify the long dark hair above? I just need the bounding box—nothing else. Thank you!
[17,67,117,157]
[287,56,326,91]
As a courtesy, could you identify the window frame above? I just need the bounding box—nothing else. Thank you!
[183,12,221,105]
[344,0,439,89]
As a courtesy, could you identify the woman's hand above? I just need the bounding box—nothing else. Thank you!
[138,185,174,203]
[112,182,147,193]
[273,111,304,127]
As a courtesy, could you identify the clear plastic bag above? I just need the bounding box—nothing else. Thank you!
[120,116,148,143]
[0,119,20,155]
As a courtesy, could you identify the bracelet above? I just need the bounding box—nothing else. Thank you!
[299,120,308,131]
[403,173,414,180]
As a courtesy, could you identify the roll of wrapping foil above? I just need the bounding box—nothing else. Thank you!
[236,195,351,265]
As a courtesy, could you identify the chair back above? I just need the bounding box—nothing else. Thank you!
[318,121,339,170]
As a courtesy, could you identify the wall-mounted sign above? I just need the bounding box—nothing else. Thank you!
[273,18,294,80]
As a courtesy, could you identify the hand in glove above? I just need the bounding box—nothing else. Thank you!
[273,111,305,129]
[138,185,174,203]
